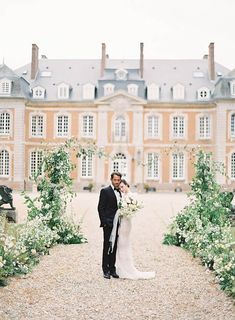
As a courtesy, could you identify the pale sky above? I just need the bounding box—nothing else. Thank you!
[1,0,235,70]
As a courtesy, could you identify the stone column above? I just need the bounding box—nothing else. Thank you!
[96,108,108,186]
[215,103,226,184]
[133,107,143,184]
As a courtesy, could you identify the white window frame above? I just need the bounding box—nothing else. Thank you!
[80,113,96,138]
[104,83,114,96]
[0,111,11,136]
[230,112,235,138]
[0,79,11,95]
[146,152,160,180]
[171,152,185,181]
[29,150,43,178]
[196,114,212,140]
[230,81,235,96]
[231,152,235,180]
[32,86,45,99]
[170,114,187,140]
[111,153,128,179]
[127,84,138,96]
[30,112,46,138]
[0,149,10,177]
[57,83,69,99]
[197,87,210,101]
[82,83,95,100]
[113,115,128,142]
[147,83,160,101]
[55,112,71,138]
[81,154,93,178]
[173,83,185,100]
[145,113,162,139]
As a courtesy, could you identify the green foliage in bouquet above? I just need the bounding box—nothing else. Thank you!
[163,150,235,297]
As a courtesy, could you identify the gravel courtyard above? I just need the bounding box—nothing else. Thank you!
[0,192,234,320]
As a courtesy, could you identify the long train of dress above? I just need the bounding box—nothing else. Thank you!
[116,216,155,280]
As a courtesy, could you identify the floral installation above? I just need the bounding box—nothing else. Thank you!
[163,150,235,298]
[118,195,144,218]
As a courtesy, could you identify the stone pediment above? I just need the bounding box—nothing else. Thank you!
[96,90,146,106]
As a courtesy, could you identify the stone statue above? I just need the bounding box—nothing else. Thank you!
[0,185,16,222]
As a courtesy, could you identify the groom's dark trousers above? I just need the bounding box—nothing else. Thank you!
[98,185,119,274]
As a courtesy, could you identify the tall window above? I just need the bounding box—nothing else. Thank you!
[0,112,10,135]
[199,116,211,139]
[104,83,114,96]
[231,153,235,179]
[231,114,235,137]
[83,83,95,100]
[31,115,44,137]
[112,153,127,178]
[0,150,10,176]
[172,116,185,138]
[0,80,11,95]
[128,84,138,96]
[147,153,159,179]
[30,151,43,177]
[147,84,159,100]
[172,153,185,179]
[57,84,69,99]
[173,84,185,100]
[82,115,94,137]
[114,116,126,141]
[230,82,235,96]
[57,115,69,137]
[147,115,159,138]
[81,154,93,178]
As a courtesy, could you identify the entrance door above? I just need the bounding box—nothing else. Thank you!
[112,153,128,179]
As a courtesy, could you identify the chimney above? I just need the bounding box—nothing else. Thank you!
[31,44,39,79]
[203,54,208,60]
[208,42,215,81]
[140,42,144,78]
[100,43,106,77]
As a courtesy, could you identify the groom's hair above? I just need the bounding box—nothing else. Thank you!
[110,172,122,179]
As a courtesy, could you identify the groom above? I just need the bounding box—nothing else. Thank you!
[98,172,122,279]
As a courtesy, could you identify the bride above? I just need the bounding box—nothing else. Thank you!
[116,179,155,280]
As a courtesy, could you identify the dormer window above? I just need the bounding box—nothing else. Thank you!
[104,83,114,96]
[83,83,95,100]
[32,86,45,99]
[197,87,210,101]
[147,83,159,100]
[128,84,138,96]
[173,83,185,100]
[0,79,11,95]
[57,83,69,99]
[115,69,128,81]
[230,81,235,96]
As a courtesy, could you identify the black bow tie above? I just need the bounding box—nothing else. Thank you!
[114,188,120,192]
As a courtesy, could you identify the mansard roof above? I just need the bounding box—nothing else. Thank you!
[0,63,30,98]
[15,59,230,102]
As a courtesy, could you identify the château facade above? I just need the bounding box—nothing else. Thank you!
[0,43,235,191]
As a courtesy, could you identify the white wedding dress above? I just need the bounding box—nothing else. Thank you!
[116,193,155,280]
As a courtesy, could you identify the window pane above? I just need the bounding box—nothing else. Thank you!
[231,114,235,137]
[231,153,235,178]
[0,112,10,135]
[147,153,159,178]
[0,150,9,176]
[81,154,93,177]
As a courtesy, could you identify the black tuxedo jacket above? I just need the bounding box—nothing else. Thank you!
[97,185,119,227]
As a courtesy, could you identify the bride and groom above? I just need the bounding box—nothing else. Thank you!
[97,172,155,280]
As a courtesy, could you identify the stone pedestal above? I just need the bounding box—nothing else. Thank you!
[0,208,17,223]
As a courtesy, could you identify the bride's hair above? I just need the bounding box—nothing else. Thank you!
[120,179,130,188]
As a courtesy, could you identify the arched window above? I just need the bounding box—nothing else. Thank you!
[0,112,10,135]
[147,153,159,179]
[112,153,127,178]
[0,79,11,95]
[231,153,235,179]
[0,150,10,176]
[172,153,185,180]
[231,114,235,137]
[83,83,95,100]
[173,83,185,100]
[114,116,126,141]
[57,83,69,99]
[127,84,138,96]
[104,83,114,96]
[30,151,43,177]
[197,87,210,101]
[147,84,159,100]
[33,86,45,99]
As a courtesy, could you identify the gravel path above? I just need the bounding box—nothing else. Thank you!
[0,193,234,320]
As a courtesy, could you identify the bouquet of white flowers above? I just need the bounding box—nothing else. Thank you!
[118,195,143,218]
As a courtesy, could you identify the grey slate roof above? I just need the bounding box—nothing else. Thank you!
[14,59,230,102]
[0,64,30,99]
[213,68,235,99]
